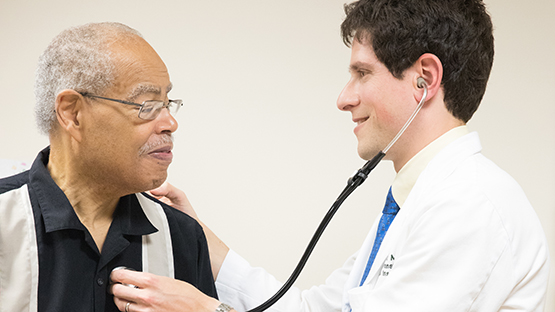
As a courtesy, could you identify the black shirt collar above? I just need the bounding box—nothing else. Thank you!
[29,146,157,236]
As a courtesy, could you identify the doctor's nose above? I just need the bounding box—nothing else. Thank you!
[337,80,359,111]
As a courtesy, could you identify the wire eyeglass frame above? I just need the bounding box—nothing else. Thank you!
[79,92,183,120]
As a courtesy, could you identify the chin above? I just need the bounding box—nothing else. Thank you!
[150,172,168,189]
[129,172,167,193]
[150,179,165,190]
[357,146,378,161]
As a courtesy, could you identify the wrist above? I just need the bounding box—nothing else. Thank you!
[204,297,221,312]
[215,302,234,312]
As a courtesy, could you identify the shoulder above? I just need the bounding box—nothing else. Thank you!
[412,148,547,258]
[135,193,216,296]
[0,170,30,195]
[415,132,528,209]
[405,135,540,245]
[139,192,205,239]
[414,150,532,224]
[437,153,528,210]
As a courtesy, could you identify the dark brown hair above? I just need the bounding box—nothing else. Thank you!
[341,0,494,122]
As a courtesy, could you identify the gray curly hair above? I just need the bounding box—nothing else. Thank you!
[34,22,143,135]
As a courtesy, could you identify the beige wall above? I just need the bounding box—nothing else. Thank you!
[1,0,553,309]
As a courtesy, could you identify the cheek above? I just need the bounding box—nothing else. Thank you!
[360,90,396,127]
[374,90,414,128]
[84,117,144,163]
[374,105,397,125]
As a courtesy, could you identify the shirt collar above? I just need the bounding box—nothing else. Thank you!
[28,146,157,236]
[391,126,469,208]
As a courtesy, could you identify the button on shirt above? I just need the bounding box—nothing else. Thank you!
[0,147,217,312]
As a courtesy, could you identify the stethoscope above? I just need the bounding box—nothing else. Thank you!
[247,78,428,312]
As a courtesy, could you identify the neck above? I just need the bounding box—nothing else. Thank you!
[48,142,121,252]
[389,103,465,172]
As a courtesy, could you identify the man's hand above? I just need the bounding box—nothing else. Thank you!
[110,269,222,312]
[149,182,198,220]
[148,182,230,279]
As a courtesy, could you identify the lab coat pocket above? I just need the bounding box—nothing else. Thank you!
[380,254,395,277]
[364,253,396,290]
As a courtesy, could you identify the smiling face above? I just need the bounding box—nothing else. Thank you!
[77,36,179,195]
[337,40,416,162]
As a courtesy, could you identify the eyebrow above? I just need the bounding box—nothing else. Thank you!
[127,83,173,101]
[349,62,373,74]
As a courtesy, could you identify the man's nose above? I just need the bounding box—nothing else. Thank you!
[337,79,359,111]
[155,108,179,134]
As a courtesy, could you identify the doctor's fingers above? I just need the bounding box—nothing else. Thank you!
[114,296,156,312]
[110,268,157,289]
[110,282,141,301]
[111,285,150,312]
[149,182,197,219]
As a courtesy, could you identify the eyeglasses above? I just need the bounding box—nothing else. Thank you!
[79,92,183,120]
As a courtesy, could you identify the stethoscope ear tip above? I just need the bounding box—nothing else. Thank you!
[417,77,427,88]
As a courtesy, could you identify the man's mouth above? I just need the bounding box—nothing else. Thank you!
[139,134,174,162]
[146,142,173,162]
[352,117,369,134]
[354,117,369,125]
[146,144,173,162]
[149,146,172,154]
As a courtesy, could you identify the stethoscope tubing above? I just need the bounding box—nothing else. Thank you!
[247,81,428,312]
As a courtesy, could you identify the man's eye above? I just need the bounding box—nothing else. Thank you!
[358,71,367,78]
[141,105,155,114]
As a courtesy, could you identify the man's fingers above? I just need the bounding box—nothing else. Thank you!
[111,283,142,308]
[113,292,130,311]
[155,182,186,204]
[149,181,170,197]
[111,269,152,290]
[148,182,198,219]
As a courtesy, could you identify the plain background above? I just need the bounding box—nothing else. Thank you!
[1,0,553,309]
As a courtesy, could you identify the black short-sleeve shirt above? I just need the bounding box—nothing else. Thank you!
[0,147,217,312]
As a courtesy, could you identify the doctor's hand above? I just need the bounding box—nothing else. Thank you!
[110,269,222,312]
[149,182,230,279]
[149,182,198,221]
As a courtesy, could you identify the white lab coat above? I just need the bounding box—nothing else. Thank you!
[216,132,550,312]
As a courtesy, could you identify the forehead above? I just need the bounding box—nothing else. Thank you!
[350,40,380,66]
[109,37,171,98]
[348,40,394,78]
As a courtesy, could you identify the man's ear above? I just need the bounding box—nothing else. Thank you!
[54,89,85,142]
[411,53,443,103]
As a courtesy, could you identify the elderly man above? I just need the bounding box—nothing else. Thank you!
[0,22,216,312]
[110,0,549,311]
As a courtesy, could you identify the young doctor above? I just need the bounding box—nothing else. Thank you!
[110,0,550,311]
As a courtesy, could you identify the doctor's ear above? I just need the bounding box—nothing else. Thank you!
[54,89,85,142]
[412,53,443,102]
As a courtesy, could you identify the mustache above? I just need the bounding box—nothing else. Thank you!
[138,134,174,155]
